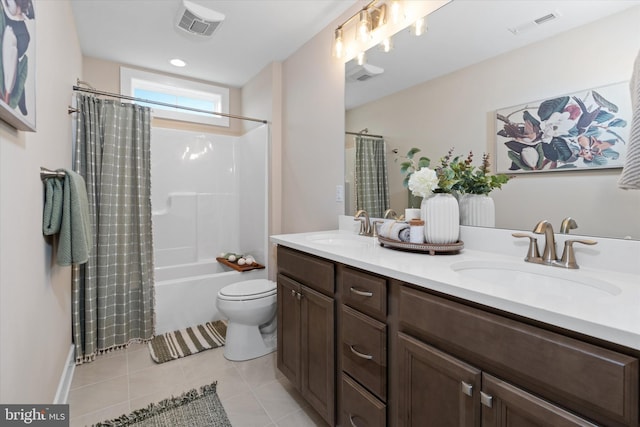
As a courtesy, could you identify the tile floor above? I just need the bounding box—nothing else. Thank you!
[68,344,328,427]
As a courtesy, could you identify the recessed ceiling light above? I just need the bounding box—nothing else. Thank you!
[170,58,187,67]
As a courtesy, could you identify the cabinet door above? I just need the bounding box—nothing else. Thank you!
[397,332,481,427]
[301,284,335,425]
[277,274,301,388]
[481,374,598,427]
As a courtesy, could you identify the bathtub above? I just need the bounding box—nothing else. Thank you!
[154,260,267,335]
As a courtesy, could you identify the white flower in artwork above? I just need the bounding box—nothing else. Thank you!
[541,111,575,142]
[520,146,540,168]
[408,167,439,198]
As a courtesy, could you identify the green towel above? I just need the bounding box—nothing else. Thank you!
[42,178,63,235]
[57,169,92,266]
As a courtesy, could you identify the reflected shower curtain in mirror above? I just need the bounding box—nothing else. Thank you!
[355,136,390,218]
[71,94,154,364]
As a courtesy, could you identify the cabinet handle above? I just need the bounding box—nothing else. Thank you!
[290,289,296,297]
[349,345,373,360]
[480,391,493,408]
[348,414,360,427]
[296,291,303,300]
[461,381,473,397]
[349,287,373,297]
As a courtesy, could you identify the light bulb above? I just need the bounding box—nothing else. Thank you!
[412,17,426,36]
[333,28,344,59]
[357,10,372,42]
[380,38,392,53]
[390,1,402,24]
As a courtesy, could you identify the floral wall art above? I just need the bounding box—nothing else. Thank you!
[495,83,630,173]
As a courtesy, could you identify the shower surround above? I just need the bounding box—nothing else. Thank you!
[151,126,268,334]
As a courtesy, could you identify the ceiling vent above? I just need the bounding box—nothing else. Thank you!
[346,63,384,82]
[508,10,561,35]
[176,0,225,37]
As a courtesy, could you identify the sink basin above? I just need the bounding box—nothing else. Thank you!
[305,233,371,248]
[450,260,621,296]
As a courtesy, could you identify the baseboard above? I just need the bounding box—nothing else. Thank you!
[53,345,75,404]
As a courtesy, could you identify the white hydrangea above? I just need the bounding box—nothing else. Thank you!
[408,167,439,198]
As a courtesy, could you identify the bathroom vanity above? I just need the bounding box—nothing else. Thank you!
[272,229,640,427]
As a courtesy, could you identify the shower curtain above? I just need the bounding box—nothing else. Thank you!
[355,136,390,218]
[71,94,154,364]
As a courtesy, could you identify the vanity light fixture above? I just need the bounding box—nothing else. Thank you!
[333,1,387,60]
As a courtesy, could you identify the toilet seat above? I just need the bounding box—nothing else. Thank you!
[218,279,276,301]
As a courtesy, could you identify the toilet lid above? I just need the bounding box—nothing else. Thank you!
[218,279,276,301]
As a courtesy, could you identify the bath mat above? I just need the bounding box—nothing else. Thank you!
[93,381,231,426]
[148,320,226,364]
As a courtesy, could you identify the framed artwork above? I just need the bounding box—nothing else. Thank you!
[495,82,631,173]
[0,0,35,132]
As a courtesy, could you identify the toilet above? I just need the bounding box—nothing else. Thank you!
[216,279,277,361]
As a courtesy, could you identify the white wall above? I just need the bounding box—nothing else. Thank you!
[0,0,82,403]
[279,2,372,234]
[241,63,282,277]
[347,7,640,239]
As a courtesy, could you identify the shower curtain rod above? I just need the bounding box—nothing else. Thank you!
[346,131,384,139]
[71,86,268,124]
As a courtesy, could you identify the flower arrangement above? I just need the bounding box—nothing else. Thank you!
[400,147,461,198]
[401,147,511,198]
[450,151,512,195]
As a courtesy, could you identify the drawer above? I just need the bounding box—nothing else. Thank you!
[399,286,639,427]
[277,246,334,295]
[341,373,386,427]
[340,266,387,321]
[342,305,387,400]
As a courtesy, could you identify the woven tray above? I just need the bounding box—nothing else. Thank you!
[378,236,464,255]
[216,257,265,272]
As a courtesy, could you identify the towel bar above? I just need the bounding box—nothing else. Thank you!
[40,167,66,181]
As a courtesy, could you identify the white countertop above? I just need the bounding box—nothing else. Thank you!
[271,229,640,351]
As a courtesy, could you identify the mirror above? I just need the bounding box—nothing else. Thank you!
[345,0,640,240]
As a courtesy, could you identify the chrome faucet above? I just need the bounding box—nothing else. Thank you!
[513,220,597,269]
[354,210,372,236]
[533,220,557,264]
[560,217,578,234]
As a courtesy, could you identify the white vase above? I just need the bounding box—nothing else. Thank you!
[459,194,495,227]
[421,193,460,244]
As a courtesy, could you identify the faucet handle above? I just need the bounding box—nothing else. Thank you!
[557,239,597,269]
[512,233,541,262]
[354,216,368,235]
[371,220,385,237]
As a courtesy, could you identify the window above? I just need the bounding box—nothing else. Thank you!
[120,67,230,127]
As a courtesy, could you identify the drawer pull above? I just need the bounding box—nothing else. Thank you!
[349,345,373,360]
[461,381,473,397]
[348,414,361,427]
[480,391,493,408]
[350,287,373,297]
[290,289,296,297]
